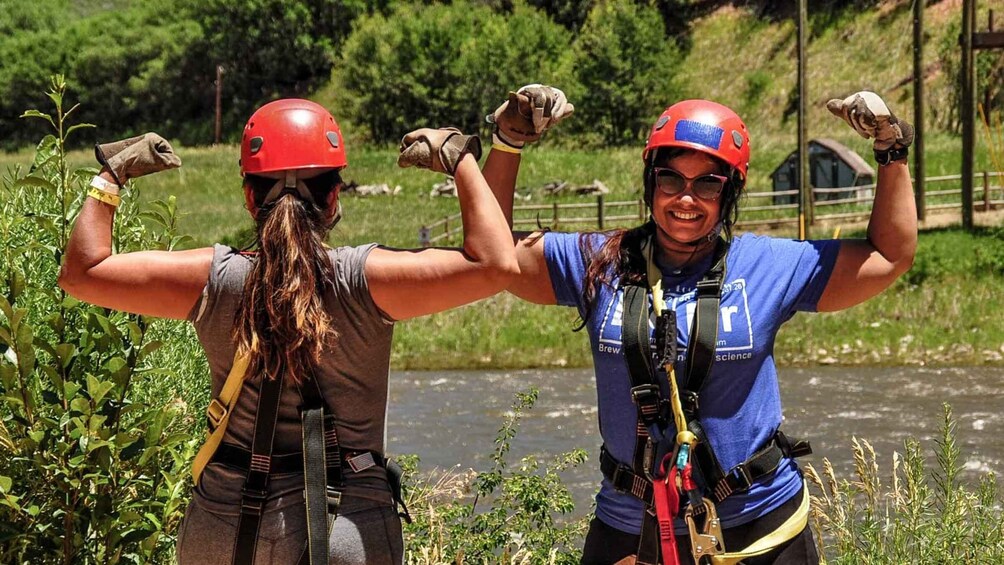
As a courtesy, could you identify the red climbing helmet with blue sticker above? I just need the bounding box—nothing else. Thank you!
[643,100,750,181]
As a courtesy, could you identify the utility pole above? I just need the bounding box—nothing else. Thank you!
[961,0,975,230]
[215,64,225,146]
[913,0,926,221]
[797,0,811,239]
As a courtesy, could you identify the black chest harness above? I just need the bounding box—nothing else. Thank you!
[601,237,812,564]
[191,354,410,565]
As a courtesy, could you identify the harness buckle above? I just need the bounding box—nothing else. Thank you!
[206,399,228,430]
[631,385,662,422]
[240,487,269,516]
[684,497,725,560]
[326,487,343,514]
[728,463,754,491]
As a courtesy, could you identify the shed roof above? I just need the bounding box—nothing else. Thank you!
[771,138,875,178]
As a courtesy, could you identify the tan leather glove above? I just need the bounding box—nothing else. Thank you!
[95,132,182,187]
[397,127,482,175]
[826,91,914,151]
[489,84,574,149]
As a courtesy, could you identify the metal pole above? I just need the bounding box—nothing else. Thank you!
[961,0,975,230]
[798,0,811,238]
[913,0,926,221]
[214,64,224,146]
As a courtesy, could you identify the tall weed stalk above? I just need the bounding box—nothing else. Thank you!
[806,404,1003,564]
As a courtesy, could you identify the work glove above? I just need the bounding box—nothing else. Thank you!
[826,91,914,151]
[397,127,482,176]
[488,84,574,149]
[95,132,182,188]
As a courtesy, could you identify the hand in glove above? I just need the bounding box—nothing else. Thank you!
[397,127,482,176]
[95,133,182,187]
[826,91,914,151]
[489,84,574,149]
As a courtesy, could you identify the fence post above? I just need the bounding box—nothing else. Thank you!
[552,202,559,230]
[638,199,645,221]
[419,226,431,247]
[984,171,992,211]
[597,195,605,229]
[443,217,449,242]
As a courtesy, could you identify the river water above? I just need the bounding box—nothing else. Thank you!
[386,366,1004,516]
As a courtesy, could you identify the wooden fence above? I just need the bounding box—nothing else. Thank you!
[418,171,1003,246]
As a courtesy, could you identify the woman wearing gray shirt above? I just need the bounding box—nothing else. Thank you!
[59,99,518,564]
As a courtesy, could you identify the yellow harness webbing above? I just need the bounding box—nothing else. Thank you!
[191,352,251,485]
[709,484,811,565]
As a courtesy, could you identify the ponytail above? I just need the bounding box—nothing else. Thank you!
[233,190,338,384]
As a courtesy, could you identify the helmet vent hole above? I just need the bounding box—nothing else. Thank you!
[326,131,340,148]
[249,136,264,154]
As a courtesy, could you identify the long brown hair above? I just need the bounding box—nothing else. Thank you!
[233,172,340,384]
[578,148,743,324]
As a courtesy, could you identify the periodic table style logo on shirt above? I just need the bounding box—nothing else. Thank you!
[596,279,754,359]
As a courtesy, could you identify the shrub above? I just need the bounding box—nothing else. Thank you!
[569,0,683,146]
[401,388,589,564]
[336,0,576,144]
[0,77,199,564]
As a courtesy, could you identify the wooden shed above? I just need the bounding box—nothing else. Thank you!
[771,138,875,205]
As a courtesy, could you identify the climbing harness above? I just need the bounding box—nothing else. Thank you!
[606,236,812,564]
[191,352,410,565]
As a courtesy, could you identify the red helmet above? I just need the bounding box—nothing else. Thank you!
[240,99,347,176]
[642,99,750,180]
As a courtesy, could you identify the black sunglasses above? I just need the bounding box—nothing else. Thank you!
[651,167,728,200]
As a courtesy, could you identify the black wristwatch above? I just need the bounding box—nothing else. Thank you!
[874,145,909,166]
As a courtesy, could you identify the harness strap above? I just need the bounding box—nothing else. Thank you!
[232,369,285,565]
[301,406,330,565]
[192,352,251,485]
[708,484,811,565]
[600,431,812,505]
[211,442,383,476]
[651,455,682,565]
[295,376,343,565]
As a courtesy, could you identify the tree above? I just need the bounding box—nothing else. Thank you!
[571,0,683,145]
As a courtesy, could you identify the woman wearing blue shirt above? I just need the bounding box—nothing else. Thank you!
[483,88,916,564]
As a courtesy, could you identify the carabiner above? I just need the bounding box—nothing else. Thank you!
[684,497,725,561]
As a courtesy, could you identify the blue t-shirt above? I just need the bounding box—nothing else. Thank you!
[544,231,840,534]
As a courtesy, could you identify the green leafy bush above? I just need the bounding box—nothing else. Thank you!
[401,388,588,564]
[0,76,199,564]
[569,0,683,146]
[336,0,575,144]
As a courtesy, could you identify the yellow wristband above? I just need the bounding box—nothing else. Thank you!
[491,143,522,155]
[88,187,121,207]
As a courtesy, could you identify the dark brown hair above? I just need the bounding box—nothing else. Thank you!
[577,149,744,323]
[233,172,341,384]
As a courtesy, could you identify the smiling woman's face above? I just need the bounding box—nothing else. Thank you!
[650,150,726,246]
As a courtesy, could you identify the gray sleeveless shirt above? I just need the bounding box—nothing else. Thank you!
[188,243,394,509]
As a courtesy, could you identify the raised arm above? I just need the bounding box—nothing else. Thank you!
[366,128,519,320]
[479,85,576,305]
[59,134,212,320]
[817,91,917,311]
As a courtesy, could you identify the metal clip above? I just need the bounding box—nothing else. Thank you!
[206,399,227,429]
[326,488,343,514]
[684,497,725,560]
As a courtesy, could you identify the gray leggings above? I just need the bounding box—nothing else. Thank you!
[176,491,403,565]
